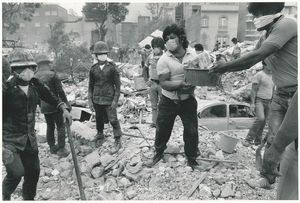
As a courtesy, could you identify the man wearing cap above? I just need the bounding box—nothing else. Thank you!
[34,54,71,157]
[2,50,72,200]
[211,2,297,199]
[88,41,122,154]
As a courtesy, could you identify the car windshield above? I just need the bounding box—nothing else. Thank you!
[200,104,226,118]
[229,104,253,118]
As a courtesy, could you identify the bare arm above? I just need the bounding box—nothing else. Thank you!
[159,72,183,91]
[250,83,259,105]
[212,43,279,73]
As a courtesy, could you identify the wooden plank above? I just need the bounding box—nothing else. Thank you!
[197,157,238,164]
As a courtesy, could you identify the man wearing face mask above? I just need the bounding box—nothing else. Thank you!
[144,37,165,128]
[34,54,71,157]
[146,24,204,171]
[2,50,72,200]
[88,41,122,153]
[211,2,297,199]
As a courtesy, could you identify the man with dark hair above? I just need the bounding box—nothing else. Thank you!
[146,24,203,171]
[211,2,297,200]
[242,61,274,147]
[231,37,241,59]
[144,37,165,128]
[194,43,213,69]
[194,44,204,52]
[35,54,71,157]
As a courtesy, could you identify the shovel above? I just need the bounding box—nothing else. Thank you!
[66,124,86,200]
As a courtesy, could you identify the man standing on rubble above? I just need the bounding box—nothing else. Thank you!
[34,54,71,157]
[140,44,152,81]
[242,61,274,147]
[2,50,72,200]
[146,24,203,171]
[88,41,122,154]
[145,37,165,128]
[211,2,297,199]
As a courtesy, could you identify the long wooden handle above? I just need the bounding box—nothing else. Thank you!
[66,125,86,200]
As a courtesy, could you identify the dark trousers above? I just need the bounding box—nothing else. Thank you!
[2,142,40,200]
[155,95,199,160]
[93,103,122,138]
[246,97,271,144]
[44,111,66,148]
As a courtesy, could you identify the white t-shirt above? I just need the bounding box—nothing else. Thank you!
[19,85,29,95]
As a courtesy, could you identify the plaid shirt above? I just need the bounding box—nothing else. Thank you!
[3,77,62,151]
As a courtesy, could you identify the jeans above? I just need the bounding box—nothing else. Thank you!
[155,95,198,160]
[148,81,162,124]
[44,111,66,149]
[273,90,298,200]
[266,88,295,145]
[93,103,122,138]
[246,97,271,144]
[2,142,40,200]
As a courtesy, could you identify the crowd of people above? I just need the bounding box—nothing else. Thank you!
[2,2,297,201]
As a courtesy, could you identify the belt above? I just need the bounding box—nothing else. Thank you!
[151,79,159,84]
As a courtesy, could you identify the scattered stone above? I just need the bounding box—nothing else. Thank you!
[104,178,118,193]
[126,189,137,199]
[235,191,242,199]
[165,144,181,154]
[77,145,94,156]
[99,153,115,168]
[58,161,73,171]
[60,170,72,178]
[51,169,60,176]
[84,150,101,171]
[149,176,161,188]
[91,166,104,179]
[126,162,143,174]
[212,189,221,197]
[220,183,235,198]
[199,184,211,199]
[119,177,132,188]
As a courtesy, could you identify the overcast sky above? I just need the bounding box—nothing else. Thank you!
[59,2,151,22]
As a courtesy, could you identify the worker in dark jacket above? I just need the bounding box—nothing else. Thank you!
[34,54,71,157]
[2,50,72,200]
[88,41,122,154]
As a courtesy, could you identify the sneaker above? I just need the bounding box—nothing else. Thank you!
[145,153,163,168]
[50,145,59,154]
[110,138,122,154]
[187,159,206,171]
[57,148,70,158]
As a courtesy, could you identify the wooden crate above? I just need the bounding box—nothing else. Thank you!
[184,68,220,86]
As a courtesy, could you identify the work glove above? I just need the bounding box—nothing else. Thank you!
[111,101,118,109]
[62,109,72,126]
[260,144,282,184]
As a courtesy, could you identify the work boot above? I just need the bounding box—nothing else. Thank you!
[187,159,206,171]
[57,147,70,158]
[50,145,59,154]
[95,132,105,147]
[145,152,163,168]
[110,137,122,154]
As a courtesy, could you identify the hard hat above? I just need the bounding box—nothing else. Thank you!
[8,49,37,68]
[35,54,51,64]
[93,41,109,54]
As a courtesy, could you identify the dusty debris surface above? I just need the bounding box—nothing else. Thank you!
[2,62,276,200]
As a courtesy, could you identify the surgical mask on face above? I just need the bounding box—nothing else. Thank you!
[253,13,282,30]
[153,48,161,55]
[97,54,107,62]
[166,39,178,52]
[17,68,35,82]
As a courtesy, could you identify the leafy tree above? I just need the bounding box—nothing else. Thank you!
[47,20,72,58]
[82,3,129,41]
[2,3,41,37]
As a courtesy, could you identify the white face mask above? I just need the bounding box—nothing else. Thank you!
[17,68,35,82]
[166,39,178,52]
[253,13,282,30]
[153,48,161,55]
[97,54,107,62]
